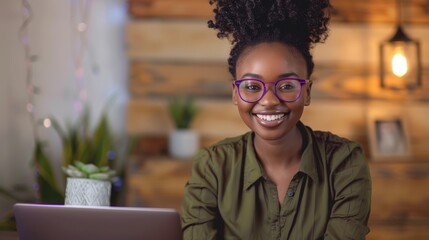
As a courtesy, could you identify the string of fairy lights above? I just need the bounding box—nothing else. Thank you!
[20,0,39,141]
[20,0,93,133]
[70,0,93,115]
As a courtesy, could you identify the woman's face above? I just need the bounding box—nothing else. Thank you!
[233,42,311,142]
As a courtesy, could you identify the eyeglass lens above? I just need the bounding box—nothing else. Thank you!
[238,79,303,102]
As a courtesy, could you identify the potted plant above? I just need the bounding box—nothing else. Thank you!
[168,96,199,159]
[63,161,116,206]
[0,108,122,231]
[34,106,124,206]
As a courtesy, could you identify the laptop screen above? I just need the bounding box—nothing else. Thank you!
[14,203,183,240]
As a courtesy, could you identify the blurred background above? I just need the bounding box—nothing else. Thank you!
[1,0,429,239]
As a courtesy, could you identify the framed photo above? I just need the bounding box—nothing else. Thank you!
[367,113,412,160]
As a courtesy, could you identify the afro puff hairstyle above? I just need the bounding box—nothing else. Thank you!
[207,0,331,78]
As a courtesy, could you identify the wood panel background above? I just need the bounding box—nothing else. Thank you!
[129,0,429,24]
[126,20,429,104]
[129,61,231,99]
[127,98,429,160]
[125,20,429,159]
[126,21,230,61]
[130,59,429,101]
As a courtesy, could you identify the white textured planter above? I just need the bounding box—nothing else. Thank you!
[65,178,111,206]
[169,129,199,159]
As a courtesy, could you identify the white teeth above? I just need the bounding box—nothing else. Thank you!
[256,114,285,121]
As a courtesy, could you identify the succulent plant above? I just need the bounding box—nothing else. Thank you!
[62,161,116,182]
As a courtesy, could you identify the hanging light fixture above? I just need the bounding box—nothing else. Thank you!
[380,0,422,90]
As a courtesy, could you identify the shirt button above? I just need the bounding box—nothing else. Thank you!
[287,191,294,197]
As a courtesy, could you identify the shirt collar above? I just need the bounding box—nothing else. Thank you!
[244,132,265,190]
[243,121,322,190]
[297,121,322,183]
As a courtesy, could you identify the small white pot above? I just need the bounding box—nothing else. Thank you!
[65,178,111,206]
[168,129,199,159]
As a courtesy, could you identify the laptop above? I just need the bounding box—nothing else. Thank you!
[13,203,183,240]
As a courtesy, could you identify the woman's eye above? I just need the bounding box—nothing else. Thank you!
[278,81,299,91]
[279,84,293,90]
[246,84,261,91]
[240,81,262,91]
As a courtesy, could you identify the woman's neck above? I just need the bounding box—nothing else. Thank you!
[254,126,303,168]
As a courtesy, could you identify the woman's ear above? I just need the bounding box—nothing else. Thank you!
[304,81,312,106]
[232,82,238,105]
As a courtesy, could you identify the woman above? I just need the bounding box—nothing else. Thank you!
[181,0,371,239]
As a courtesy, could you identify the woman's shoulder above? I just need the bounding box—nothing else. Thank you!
[193,132,252,168]
[310,127,361,151]
[206,132,252,152]
[305,126,366,169]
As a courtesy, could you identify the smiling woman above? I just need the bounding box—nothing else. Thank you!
[233,43,311,143]
[180,0,371,239]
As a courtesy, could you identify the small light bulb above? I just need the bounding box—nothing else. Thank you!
[43,118,52,128]
[391,52,408,77]
[77,22,87,32]
[26,103,34,113]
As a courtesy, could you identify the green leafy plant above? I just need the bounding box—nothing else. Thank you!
[62,161,116,181]
[0,187,20,231]
[32,106,121,204]
[51,107,115,169]
[1,105,125,231]
[33,140,64,203]
[168,96,198,129]
[0,212,16,231]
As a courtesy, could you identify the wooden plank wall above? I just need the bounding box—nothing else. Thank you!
[128,0,429,24]
[127,98,429,159]
[125,19,429,159]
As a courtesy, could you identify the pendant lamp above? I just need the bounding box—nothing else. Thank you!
[379,0,422,90]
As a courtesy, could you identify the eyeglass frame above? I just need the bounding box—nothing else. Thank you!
[233,77,312,103]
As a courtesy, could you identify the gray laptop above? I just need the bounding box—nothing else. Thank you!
[13,203,183,240]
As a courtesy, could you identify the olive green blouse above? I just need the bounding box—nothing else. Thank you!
[181,121,371,240]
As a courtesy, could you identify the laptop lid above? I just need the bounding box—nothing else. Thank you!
[13,203,183,240]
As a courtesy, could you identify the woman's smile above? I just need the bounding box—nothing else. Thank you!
[253,112,289,127]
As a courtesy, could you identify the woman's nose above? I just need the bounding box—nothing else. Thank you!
[258,87,280,106]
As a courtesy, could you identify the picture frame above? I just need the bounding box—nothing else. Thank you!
[367,113,412,161]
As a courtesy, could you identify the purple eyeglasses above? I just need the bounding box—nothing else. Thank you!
[234,78,311,103]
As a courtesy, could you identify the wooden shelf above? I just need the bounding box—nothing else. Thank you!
[126,157,192,210]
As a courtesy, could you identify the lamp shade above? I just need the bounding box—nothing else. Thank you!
[380,26,422,90]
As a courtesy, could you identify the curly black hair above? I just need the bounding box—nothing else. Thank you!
[207,0,331,78]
